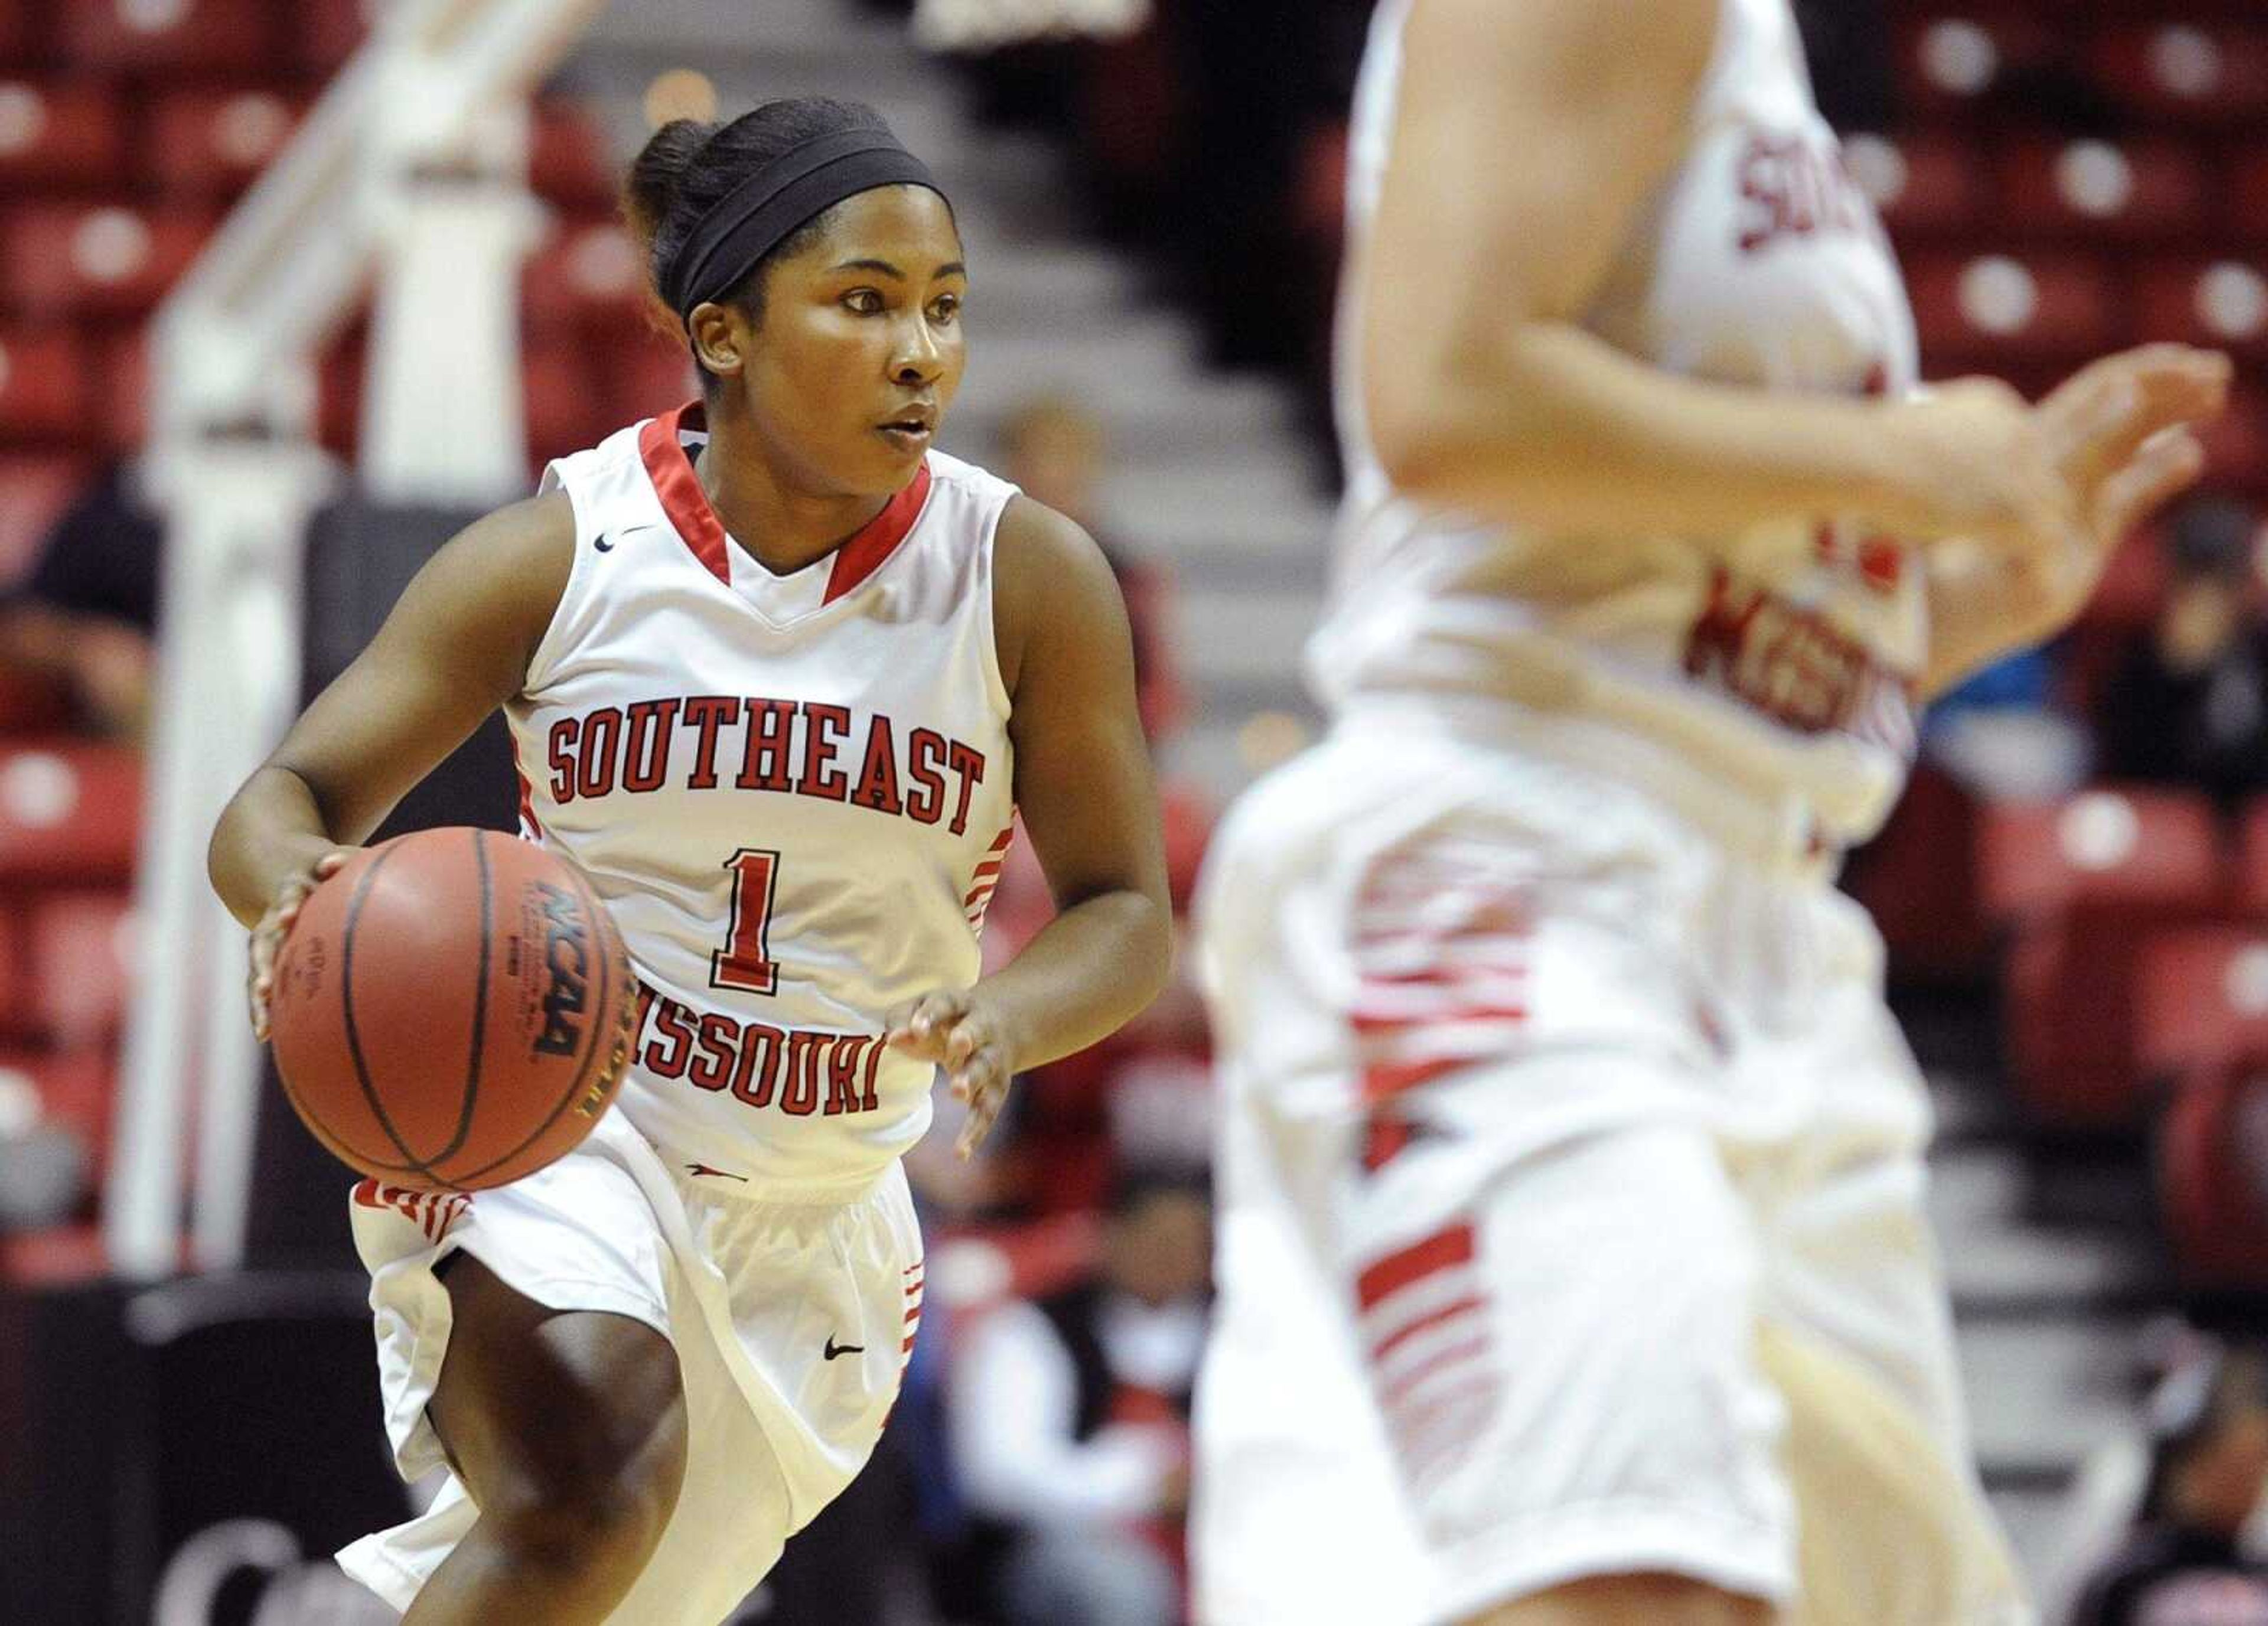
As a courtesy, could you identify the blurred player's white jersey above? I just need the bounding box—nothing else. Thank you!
[508,405,1019,1192]
[1316,0,1924,845]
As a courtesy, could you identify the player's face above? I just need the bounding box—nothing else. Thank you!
[732,185,967,497]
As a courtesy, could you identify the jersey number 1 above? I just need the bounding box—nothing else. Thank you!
[711,848,780,995]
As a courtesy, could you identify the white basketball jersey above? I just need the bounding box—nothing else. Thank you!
[1317,0,1924,844]
[508,405,1019,1191]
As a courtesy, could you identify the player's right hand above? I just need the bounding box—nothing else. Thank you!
[247,848,351,1041]
[1886,376,2083,558]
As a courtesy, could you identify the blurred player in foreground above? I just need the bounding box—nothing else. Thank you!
[1191,2,2228,1623]
[209,97,1170,1624]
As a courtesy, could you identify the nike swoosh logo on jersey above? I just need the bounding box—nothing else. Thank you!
[823,1337,866,1361]
[686,1162,748,1182]
[595,524,659,554]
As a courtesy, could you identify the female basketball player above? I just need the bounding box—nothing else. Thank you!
[1191,4,2228,1625]
[208,98,1172,1625]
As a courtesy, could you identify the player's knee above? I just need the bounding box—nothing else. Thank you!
[485,1392,687,1581]
[1467,1571,1775,1626]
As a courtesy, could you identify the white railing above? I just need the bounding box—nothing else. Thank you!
[107,0,608,1279]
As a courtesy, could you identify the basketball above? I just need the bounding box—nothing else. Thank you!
[266,827,640,1192]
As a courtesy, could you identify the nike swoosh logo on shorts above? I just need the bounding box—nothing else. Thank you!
[686,1162,748,1182]
[824,1337,866,1361]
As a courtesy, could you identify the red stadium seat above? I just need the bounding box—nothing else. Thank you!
[1983,788,2230,1126]
[2135,257,2268,360]
[26,890,134,1047]
[1994,136,2207,242]
[2198,384,2268,496]
[1905,250,2122,368]
[0,741,141,887]
[522,219,652,335]
[0,452,91,588]
[0,80,127,194]
[2238,799,2268,914]
[0,8,37,72]
[1979,787,2223,925]
[95,330,148,454]
[2136,925,2268,1081]
[1846,764,1989,981]
[0,327,89,443]
[530,105,619,213]
[144,89,304,198]
[2233,145,2268,245]
[2156,1063,2268,1290]
[0,204,214,320]
[1860,131,1988,241]
[1895,15,2062,120]
[294,0,368,75]
[59,0,274,77]
[2089,24,2268,123]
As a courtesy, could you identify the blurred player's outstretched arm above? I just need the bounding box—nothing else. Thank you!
[1360,0,2221,572]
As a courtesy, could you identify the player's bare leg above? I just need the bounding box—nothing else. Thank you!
[1466,1573,1776,1626]
[403,1256,689,1625]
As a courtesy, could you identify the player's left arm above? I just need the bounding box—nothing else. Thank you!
[887,495,1174,1158]
[1921,347,2224,696]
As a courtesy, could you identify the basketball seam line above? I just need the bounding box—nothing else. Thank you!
[339,842,439,1182]
[447,860,627,1185]
[415,827,493,1174]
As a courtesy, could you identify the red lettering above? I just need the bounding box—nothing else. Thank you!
[861,1035,884,1113]
[734,1022,785,1109]
[946,742,986,836]
[798,703,852,801]
[621,699,681,793]
[687,1012,738,1092]
[781,1031,823,1116]
[736,698,796,792]
[642,997,695,1080]
[547,717,580,804]
[850,715,903,816]
[905,728,948,824]
[826,1037,867,1116]
[577,708,621,799]
[682,696,739,790]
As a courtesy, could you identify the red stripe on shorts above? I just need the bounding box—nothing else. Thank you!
[1355,1223,1475,1314]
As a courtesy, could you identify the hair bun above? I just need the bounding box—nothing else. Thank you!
[624,118,719,259]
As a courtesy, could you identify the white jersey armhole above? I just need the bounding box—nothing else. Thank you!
[976,488,1022,725]
[523,453,600,698]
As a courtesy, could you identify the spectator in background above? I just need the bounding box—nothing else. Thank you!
[947,1170,1211,1626]
[999,395,1184,742]
[2096,495,2268,809]
[0,458,162,742]
[2071,1341,2268,1626]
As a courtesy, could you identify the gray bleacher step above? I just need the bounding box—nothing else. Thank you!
[968,246,1149,328]
[1927,1147,2162,1312]
[1177,591,1324,686]
[1959,1318,2145,1480]
[946,376,1294,461]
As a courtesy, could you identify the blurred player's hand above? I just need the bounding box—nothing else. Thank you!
[2000,344,2231,641]
[1888,376,2083,557]
[247,848,351,1040]
[887,988,1022,1159]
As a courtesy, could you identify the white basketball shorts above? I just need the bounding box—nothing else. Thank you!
[1190,702,2029,1626]
[334,1109,924,1625]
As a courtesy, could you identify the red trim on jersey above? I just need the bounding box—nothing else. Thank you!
[824,460,934,604]
[638,400,934,598]
[1370,1293,1485,1365]
[1355,1223,1475,1313]
[509,737,543,840]
[640,403,732,585]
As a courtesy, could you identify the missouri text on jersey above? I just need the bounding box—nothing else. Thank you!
[545,696,990,835]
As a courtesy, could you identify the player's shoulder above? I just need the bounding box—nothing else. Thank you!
[989,494,1128,694]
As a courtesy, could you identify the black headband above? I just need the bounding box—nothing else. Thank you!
[659,128,947,319]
